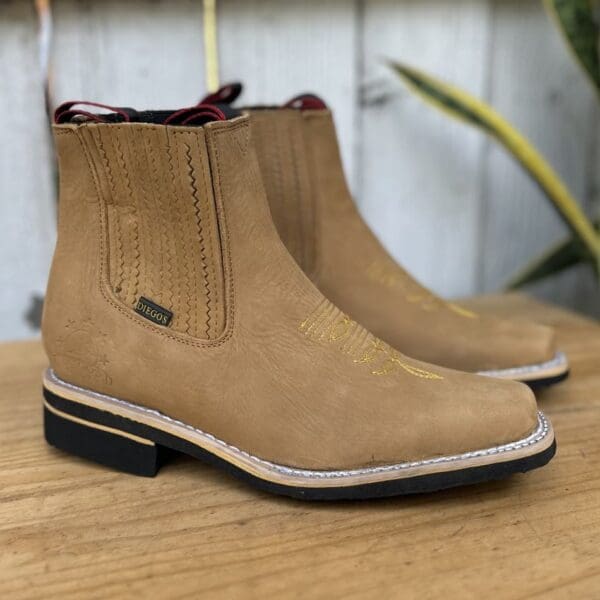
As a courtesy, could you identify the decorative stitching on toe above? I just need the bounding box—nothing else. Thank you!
[300,299,443,380]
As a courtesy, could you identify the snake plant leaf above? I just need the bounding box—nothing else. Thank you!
[508,218,600,288]
[544,0,600,97]
[388,60,600,273]
[505,233,591,289]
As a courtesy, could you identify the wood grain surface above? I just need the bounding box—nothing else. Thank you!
[1,294,599,599]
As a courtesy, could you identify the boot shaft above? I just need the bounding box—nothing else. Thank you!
[43,107,311,378]
[248,109,317,275]
[248,106,377,280]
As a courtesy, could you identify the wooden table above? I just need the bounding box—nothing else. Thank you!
[1,295,599,599]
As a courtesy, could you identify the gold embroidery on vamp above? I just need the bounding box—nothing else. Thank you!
[300,301,443,380]
[367,261,478,319]
[448,303,478,319]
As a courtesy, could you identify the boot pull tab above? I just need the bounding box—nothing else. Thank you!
[164,104,227,126]
[54,101,137,124]
[284,94,328,110]
[200,82,243,105]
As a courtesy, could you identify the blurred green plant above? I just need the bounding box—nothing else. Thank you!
[545,0,600,96]
[389,0,600,289]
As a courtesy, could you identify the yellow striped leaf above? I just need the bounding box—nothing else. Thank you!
[388,60,600,274]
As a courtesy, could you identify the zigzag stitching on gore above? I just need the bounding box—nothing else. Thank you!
[269,118,285,235]
[48,369,551,481]
[93,129,125,297]
[146,133,174,310]
[140,133,164,301]
[478,351,567,377]
[164,136,180,313]
[113,133,140,305]
[184,141,212,338]
[197,135,220,336]
[287,121,307,270]
[166,135,192,333]
[132,133,153,302]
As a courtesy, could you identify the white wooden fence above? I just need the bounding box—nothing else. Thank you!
[1,0,598,341]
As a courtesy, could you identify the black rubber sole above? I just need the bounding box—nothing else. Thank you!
[524,370,570,390]
[43,388,556,501]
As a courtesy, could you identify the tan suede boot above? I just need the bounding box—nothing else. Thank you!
[220,91,569,387]
[41,102,555,500]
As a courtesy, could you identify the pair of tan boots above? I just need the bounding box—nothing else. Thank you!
[42,85,568,500]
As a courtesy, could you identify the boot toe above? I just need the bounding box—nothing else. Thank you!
[471,319,559,373]
[511,322,557,367]
[410,372,541,463]
[477,377,540,445]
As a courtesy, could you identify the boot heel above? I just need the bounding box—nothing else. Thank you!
[44,401,164,477]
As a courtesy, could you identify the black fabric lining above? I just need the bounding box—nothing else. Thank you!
[65,104,241,126]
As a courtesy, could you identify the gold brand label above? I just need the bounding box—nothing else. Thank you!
[134,296,173,327]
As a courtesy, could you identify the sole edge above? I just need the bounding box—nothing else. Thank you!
[42,370,556,500]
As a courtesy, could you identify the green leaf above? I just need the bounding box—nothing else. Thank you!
[544,0,600,97]
[388,60,600,270]
[505,234,592,289]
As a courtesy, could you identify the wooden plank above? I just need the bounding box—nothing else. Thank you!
[0,1,56,341]
[51,0,359,183]
[360,0,492,298]
[1,295,600,598]
[481,0,600,315]
[0,0,208,342]
[52,0,205,109]
[217,0,360,188]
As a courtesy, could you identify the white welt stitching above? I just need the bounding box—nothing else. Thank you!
[478,351,567,378]
[47,369,551,480]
